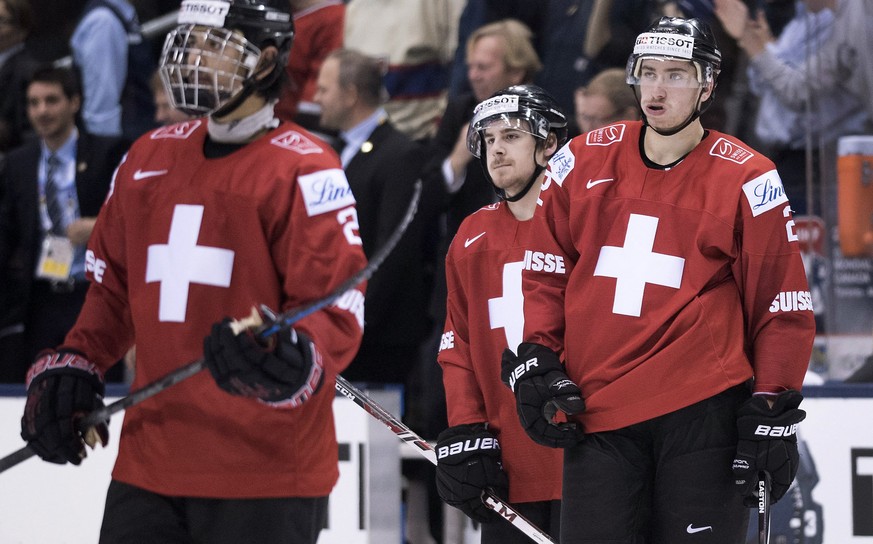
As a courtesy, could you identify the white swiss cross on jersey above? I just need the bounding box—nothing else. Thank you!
[594,213,684,317]
[146,204,235,322]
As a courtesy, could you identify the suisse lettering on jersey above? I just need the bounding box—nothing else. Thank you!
[742,170,789,217]
[85,250,107,283]
[709,137,754,164]
[150,120,203,140]
[768,290,813,313]
[298,169,356,217]
[439,330,455,351]
[586,123,625,147]
[523,250,566,274]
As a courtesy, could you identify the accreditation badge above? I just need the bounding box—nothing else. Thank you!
[35,234,74,281]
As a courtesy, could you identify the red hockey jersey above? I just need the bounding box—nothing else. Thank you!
[439,202,562,504]
[65,119,367,498]
[524,121,815,433]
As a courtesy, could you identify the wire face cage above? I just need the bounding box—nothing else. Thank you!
[159,24,262,116]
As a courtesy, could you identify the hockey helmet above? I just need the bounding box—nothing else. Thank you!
[159,0,295,116]
[626,16,721,89]
[468,85,568,202]
[466,84,568,159]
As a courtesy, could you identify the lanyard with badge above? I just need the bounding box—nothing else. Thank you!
[35,155,75,282]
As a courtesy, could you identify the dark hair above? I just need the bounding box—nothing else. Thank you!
[328,48,386,107]
[2,0,33,34]
[28,66,82,100]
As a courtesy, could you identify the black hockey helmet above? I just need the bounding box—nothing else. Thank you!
[626,16,721,135]
[626,16,721,88]
[159,0,295,116]
[467,84,568,158]
[467,84,568,202]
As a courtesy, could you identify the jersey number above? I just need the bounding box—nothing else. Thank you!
[337,206,362,246]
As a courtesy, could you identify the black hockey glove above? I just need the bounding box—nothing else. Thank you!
[733,390,806,506]
[500,342,585,448]
[203,319,324,407]
[435,423,509,523]
[20,350,109,465]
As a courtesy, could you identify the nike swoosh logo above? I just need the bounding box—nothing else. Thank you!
[586,178,614,189]
[464,232,486,248]
[686,524,713,534]
[133,169,169,180]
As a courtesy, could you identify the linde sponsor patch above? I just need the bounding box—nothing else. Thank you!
[742,169,789,217]
[271,130,323,154]
[151,120,202,139]
[178,0,230,26]
[634,32,695,59]
[298,168,356,217]
[586,123,625,147]
[709,137,754,164]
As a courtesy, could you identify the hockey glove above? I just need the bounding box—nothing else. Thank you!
[500,342,586,448]
[733,390,806,506]
[203,319,324,408]
[20,350,108,465]
[435,423,508,523]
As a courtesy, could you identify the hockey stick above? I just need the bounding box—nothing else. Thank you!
[0,181,422,474]
[757,471,771,544]
[334,375,557,544]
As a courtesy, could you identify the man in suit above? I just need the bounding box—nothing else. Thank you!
[0,66,128,382]
[313,47,434,385]
[0,0,38,154]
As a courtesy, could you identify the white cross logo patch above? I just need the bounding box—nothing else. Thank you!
[146,204,235,322]
[593,214,684,317]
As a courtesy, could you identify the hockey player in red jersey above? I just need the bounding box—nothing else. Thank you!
[435,84,577,541]
[19,1,366,543]
[501,17,815,543]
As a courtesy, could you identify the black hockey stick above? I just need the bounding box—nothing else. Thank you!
[0,181,422,474]
[334,375,557,544]
[758,471,771,544]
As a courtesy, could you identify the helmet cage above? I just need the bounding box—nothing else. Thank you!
[466,95,552,158]
[160,24,262,116]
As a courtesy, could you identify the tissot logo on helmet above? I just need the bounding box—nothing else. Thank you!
[178,0,231,26]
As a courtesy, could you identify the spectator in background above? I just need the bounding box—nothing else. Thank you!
[313,48,433,396]
[149,69,194,126]
[534,0,597,123]
[313,49,437,542]
[344,0,465,141]
[70,0,156,142]
[274,0,344,138]
[0,66,128,383]
[573,67,640,134]
[715,0,873,214]
[0,0,37,154]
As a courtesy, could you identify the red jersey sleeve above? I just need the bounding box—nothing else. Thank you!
[731,165,815,393]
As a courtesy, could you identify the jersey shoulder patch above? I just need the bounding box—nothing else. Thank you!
[271,130,324,155]
[150,120,203,140]
[586,123,626,147]
[709,137,755,164]
[298,168,356,216]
